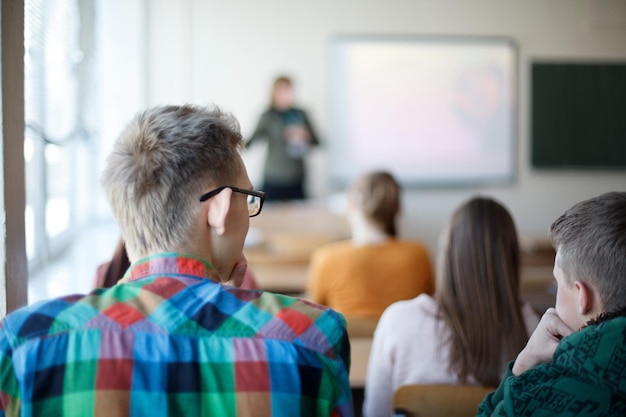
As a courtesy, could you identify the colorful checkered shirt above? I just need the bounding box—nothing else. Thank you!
[0,253,353,416]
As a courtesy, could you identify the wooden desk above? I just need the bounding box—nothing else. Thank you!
[245,250,310,294]
[249,200,350,236]
[521,266,556,313]
[519,237,556,313]
[248,255,556,312]
[350,337,372,388]
[520,236,556,314]
[246,203,557,312]
[245,201,350,294]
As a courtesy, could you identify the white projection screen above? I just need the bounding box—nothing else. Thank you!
[328,36,517,187]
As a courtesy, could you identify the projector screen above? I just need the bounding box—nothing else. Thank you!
[328,35,516,187]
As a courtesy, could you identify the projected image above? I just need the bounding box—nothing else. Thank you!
[329,37,516,186]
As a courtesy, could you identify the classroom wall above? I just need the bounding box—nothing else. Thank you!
[141,0,626,254]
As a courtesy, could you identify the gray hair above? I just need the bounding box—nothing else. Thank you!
[101,104,244,260]
[550,191,626,312]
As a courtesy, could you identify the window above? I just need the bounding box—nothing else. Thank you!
[24,0,99,271]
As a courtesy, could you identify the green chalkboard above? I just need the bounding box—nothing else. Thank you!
[531,62,626,169]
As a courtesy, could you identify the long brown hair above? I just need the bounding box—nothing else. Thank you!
[436,197,528,387]
[93,238,130,289]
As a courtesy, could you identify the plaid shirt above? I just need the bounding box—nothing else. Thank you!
[0,253,353,416]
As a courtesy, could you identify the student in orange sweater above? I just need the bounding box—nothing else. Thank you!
[307,171,434,319]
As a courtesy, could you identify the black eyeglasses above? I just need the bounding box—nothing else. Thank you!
[199,186,265,217]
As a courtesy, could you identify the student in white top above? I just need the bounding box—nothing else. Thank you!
[363,196,539,417]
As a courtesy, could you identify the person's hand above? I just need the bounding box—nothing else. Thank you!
[512,308,574,376]
[284,125,311,143]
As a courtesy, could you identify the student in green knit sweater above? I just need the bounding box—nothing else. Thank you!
[477,191,626,416]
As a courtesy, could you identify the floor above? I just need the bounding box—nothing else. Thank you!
[28,218,120,305]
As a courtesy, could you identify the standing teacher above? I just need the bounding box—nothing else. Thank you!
[247,75,320,201]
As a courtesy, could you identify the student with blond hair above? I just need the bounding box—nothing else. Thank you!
[0,104,352,416]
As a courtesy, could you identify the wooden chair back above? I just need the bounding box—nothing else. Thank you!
[392,384,494,417]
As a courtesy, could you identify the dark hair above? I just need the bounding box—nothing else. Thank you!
[349,171,400,237]
[93,238,130,288]
[436,196,528,387]
[550,191,626,312]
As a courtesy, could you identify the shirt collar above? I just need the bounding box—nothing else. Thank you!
[120,253,219,283]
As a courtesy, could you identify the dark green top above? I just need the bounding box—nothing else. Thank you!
[247,107,319,185]
[477,312,626,416]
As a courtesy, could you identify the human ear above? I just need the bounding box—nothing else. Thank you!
[207,187,232,236]
[574,280,593,315]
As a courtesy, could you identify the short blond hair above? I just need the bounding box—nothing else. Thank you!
[102,104,244,260]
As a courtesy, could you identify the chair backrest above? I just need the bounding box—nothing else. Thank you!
[392,384,494,417]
